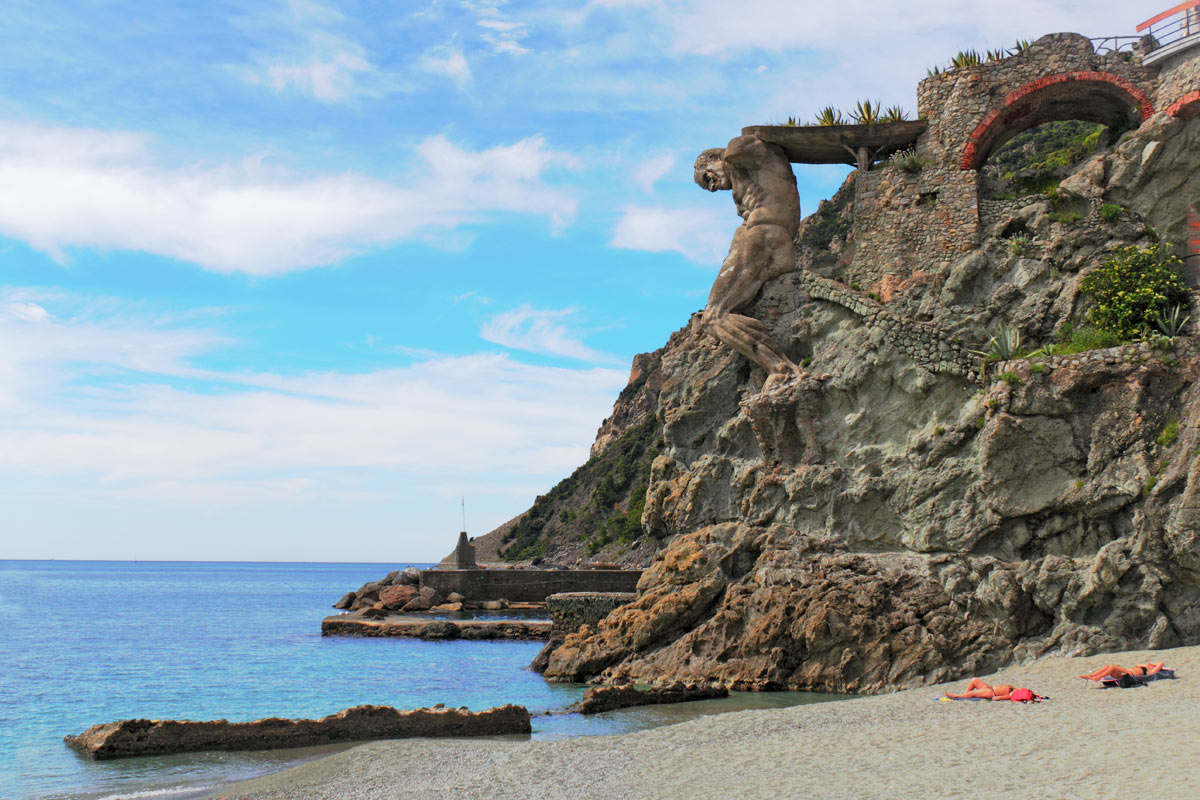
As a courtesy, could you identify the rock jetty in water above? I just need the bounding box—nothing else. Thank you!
[64,704,531,760]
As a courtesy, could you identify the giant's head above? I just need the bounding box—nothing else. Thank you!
[693,147,730,192]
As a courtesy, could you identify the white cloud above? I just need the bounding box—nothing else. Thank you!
[236,1,382,101]
[3,301,51,323]
[0,122,578,275]
[609,204,732,264]
[633,151,676,194]
[0,293,625,490]
[419,42,471,85]
[263,50,372,100]
[480,304,608,362]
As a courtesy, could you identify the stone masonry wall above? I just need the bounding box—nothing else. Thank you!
[547,592,637,637]
[916,34,1158,170]
[850,165,980,284]
[798,270,979,381]
[1155,42,1200,115]
[986,336,1194,381]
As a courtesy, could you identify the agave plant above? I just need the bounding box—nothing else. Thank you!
[849,99,881,125]
[951,49,983,69]
[1153,304,1191,338]
[882,105,910,122]
[926,64,943,77]
[813,106,843,126]
[1011,39,1032,54]
[985,48,1007,62]
[971,324,1023,361]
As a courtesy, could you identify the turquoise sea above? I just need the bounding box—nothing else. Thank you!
[0,561,838,800]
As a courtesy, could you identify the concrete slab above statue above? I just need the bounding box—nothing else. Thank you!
[694,135,806,391]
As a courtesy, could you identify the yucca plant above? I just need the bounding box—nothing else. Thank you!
[882,105,910,122]
[971,324,1023,361]
[1011,39,1032,54]
[785,116,801,127]
[951,49,983,69]
[1153,304,1192,338]
[926,64,943,77]
[985,48,1007,62]
[813,106,843,126]
[849,99,881,124]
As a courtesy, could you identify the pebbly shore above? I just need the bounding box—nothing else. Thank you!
[204,644,1199,799]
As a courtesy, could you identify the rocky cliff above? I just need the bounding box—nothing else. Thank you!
[533,37,1200,692]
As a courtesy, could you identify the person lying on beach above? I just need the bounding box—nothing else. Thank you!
[943,678,1045,701]
[1079,662,1165,681]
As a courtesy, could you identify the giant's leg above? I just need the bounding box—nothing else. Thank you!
[703,223,803,387]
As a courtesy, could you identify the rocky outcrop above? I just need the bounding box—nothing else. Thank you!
[64,704,532,759]
[576,683,728,714]
[334,568,422,611]
[541,94,1200,692]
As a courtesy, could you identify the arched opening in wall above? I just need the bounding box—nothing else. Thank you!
[979,120,1119,198]
[962,73,1153,172]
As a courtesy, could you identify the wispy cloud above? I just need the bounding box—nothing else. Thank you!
[609,204,731,264]
[0,122,578,275]
[419,41,472,85]
[633,152,676,193]
[480,304,608,362]
[235,0,384,101]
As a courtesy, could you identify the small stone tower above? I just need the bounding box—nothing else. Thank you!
[452,531,477,569]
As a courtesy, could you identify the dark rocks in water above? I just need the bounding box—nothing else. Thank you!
[64,704,532,760]
[528,639,562,673]
[333,592,356,610]
[576,683,728,715]
[418,621,460,640]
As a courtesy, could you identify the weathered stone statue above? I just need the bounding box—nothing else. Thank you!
[694,135,804,389]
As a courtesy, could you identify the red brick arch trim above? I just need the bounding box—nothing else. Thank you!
[1167,91,1200,119]
[960,71,1156,170]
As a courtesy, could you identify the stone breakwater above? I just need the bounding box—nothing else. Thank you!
[321,615,551,640]
[65,704,532,760]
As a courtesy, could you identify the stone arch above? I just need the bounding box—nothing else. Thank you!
[1167,91,1200,119]
[960,72,1155,170]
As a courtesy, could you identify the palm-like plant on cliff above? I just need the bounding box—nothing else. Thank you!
[813,106,843,126]
[849,99,881,125]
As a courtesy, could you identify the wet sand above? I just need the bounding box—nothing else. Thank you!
[206,644,1198,799]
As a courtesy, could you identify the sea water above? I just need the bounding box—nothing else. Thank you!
[0,561,839,800]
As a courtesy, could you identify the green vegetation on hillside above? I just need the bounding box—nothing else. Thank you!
[499,415,663,561]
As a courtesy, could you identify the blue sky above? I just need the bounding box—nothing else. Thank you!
[0,1,1151,561]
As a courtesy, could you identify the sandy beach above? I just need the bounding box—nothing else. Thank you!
[204,644,1199,799]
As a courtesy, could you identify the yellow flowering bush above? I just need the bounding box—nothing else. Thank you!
[1080,243,1189,341]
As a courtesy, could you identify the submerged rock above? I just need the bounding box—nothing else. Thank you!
[64,704,532,760]
[577,683,728,714]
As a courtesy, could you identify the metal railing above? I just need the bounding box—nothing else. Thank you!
[1138,0,1200,51]
[1090,36,1144,54]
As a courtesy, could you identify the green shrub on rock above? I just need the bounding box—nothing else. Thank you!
[1081,243,1190,342]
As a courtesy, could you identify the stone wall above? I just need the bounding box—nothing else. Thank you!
[547,592,637,637]
[916,34,1158,170]
[798,270,979,380]
[1155,41,1200,114]
[849,166,980,283]
[985,336,1194,380]
[421,568,641,603]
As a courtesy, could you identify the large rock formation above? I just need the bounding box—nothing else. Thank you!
[64,704,532,759]
[537,36,1200,693]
